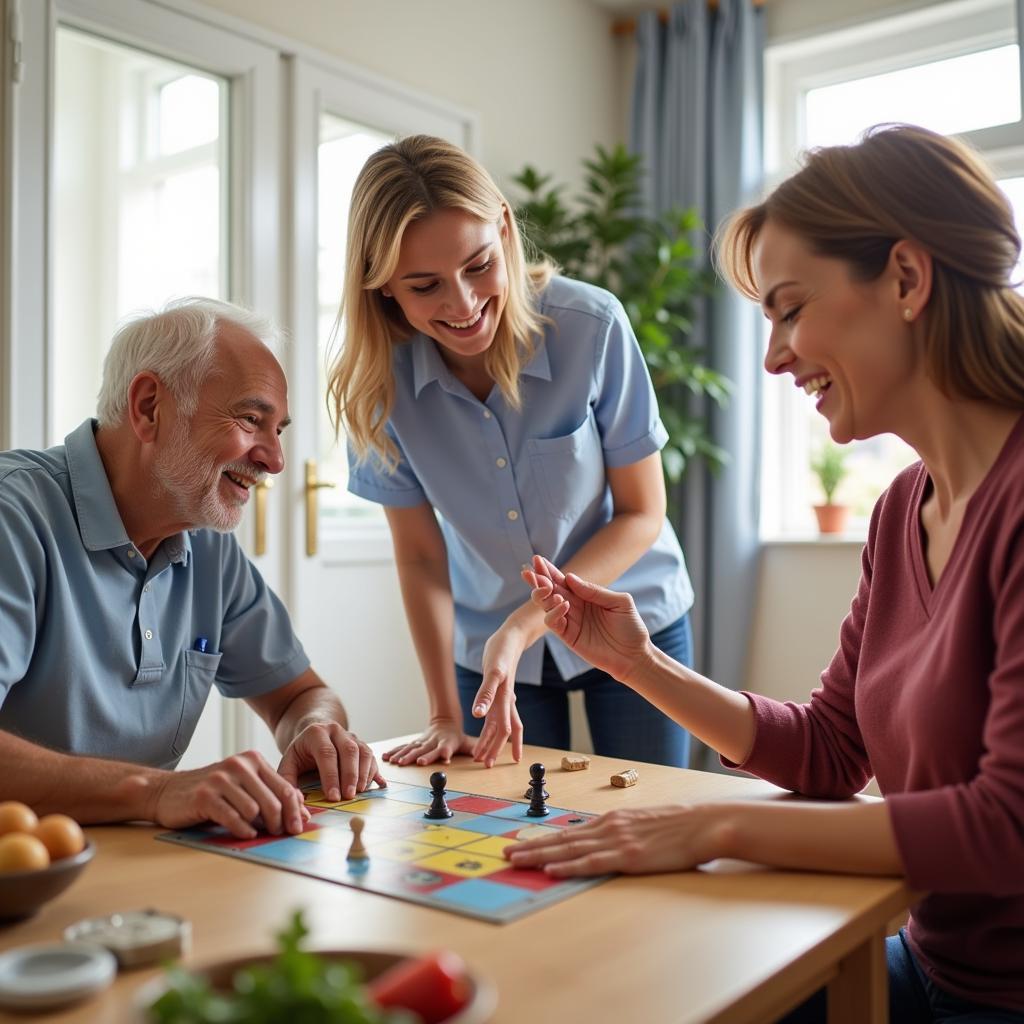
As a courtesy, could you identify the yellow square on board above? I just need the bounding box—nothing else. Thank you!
[372,838,440,862]
[413,825,486,849]
[416,849,507,878]
[458,835,518,859]
[340,799,422,817]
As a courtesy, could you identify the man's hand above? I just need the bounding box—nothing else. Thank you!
[277,721,386,802]
[148,750,310,839]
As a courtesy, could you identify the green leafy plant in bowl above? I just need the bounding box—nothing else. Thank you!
[144,910,491,1024]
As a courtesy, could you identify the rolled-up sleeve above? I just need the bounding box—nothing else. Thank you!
[347,430,427,508]
[593,298,669,468]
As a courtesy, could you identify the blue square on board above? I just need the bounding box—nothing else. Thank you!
[433,878,527,912]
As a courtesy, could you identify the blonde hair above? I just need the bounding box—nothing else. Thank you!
[327,135,555,471]
[717,123,1024,407]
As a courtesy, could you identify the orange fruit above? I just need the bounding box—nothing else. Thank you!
[0,833,50,873]
[0,801,38,837]
[34,815,85,860]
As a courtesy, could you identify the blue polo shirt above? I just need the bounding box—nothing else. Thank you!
[0,420,310,769]
[348,276,693,683]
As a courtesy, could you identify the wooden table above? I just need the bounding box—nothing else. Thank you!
[0,741,913,1023]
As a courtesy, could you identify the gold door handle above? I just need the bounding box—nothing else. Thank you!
[254,478,274,556]
[305,459,336,557]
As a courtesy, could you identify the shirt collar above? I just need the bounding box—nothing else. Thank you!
[410,333,551,398]
[64,419,190,565]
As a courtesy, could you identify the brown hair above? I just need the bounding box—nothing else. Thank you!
[326,135,554,471]
[717,123,1024,407]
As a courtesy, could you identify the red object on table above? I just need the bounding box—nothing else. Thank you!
[368,950,471,1024]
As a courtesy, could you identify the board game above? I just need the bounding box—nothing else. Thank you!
[157,777,608,923]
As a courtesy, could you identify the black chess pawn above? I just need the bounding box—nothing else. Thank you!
[424,770,454,819]
[526,762,549,817]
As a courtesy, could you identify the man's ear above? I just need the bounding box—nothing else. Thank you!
[125,371,165,443]
[889,239,932,321]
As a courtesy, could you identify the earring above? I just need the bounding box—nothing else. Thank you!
[903,308,914,322]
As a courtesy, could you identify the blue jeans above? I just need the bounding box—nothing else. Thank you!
[455,613,693,768]
[776,930,1024,1023]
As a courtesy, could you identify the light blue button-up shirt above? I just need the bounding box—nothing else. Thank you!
[0,420,309,769]
[349,276,694,683]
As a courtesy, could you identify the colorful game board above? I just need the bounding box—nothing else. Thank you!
[157,778,609,923]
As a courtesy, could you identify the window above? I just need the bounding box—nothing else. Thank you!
[53,28,228,443]
[761,0,1024,539]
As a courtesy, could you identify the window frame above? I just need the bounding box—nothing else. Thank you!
[760,0,1024,540]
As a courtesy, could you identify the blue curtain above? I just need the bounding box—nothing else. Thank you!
[630,0,764,741]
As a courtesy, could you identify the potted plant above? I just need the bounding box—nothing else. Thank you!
[810,442,850,534]
[512,145,731,494]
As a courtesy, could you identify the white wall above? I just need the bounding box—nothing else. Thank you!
[198,0,620,194]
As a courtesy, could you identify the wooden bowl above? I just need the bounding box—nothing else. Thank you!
[135,947,496,1023]
[0,841,95,921]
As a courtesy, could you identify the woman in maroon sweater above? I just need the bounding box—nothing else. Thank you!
[507,124,1024,1020]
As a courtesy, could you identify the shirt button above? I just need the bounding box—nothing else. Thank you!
[507,510,518,521]
[483,410,492,419]
[127,549,135,558]
[144,629,153,640]
[143,584,150,593]
[496,457,507,468]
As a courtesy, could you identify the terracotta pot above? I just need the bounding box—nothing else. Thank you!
[813,503,850,535]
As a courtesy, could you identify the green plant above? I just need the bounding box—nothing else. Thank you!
[810,442,849,505]
[148,910,414,1024]
[512,144,731,485]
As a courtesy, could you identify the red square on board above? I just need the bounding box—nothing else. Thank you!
[489,866,564,891]
[447,796,514,814]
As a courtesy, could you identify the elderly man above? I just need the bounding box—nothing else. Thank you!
[0,297,382,839]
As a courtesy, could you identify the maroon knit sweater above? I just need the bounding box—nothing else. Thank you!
[733,413,1024,1010]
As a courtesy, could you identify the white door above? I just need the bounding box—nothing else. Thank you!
[5,0,284,767]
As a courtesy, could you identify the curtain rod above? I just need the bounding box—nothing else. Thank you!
[611,1,765,36]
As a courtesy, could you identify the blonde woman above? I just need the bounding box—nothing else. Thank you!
[509,124,1024,1021]
[328,135,695,770]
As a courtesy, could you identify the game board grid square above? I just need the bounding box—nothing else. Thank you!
[432,878,529,912]
[415,849,507,879]
[451,815,529,837]
[484,803,573,822]
[488,866,566,892]
[447,796,513,814]
[457,835,517,859]
[411,825,490,849]
[341,798,424,817]
[545,812,598,828]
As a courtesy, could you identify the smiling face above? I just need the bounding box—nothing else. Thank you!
[153,324,289,532]
[383,207,509,374]
[754,220,921,445]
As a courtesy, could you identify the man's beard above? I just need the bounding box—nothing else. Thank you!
[152,416,257,533]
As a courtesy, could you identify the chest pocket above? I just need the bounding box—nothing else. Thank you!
[172,648,223,758]
[527,413,605,522]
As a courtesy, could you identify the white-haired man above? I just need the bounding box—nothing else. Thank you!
[0,297,383,839]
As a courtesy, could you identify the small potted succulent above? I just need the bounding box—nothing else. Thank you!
[810,442,850,535]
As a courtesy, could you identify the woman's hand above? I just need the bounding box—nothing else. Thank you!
[504,804,725,877]
[470,623,527,768]
[383,719,475,766]
[524,555,652,683]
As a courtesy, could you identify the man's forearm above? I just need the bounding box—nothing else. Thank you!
[0,729,168,823]
[271,685,350,753]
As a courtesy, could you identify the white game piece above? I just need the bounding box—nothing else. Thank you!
[561,754,591,771]
[347,815,368,861]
